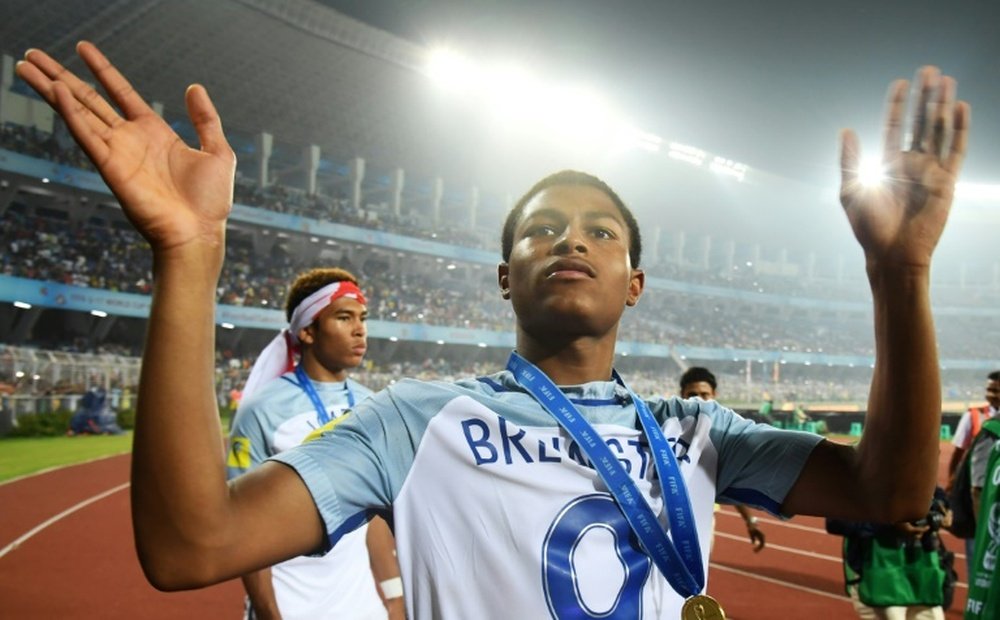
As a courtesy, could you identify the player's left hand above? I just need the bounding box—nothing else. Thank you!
[839,66,969,271]
[747,525,766,553]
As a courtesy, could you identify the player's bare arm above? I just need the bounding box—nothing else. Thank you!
[783,67,969,523]
[15,42,324,589]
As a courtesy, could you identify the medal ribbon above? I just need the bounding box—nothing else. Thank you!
[293,365,355,426]
[506,351,704,598]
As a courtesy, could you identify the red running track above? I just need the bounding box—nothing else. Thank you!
[0,446,967,619]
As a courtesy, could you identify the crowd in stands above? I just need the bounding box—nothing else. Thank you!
[0,122,95,172]
[4,203,999,359]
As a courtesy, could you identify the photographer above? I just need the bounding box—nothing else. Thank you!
[826,487,954,620]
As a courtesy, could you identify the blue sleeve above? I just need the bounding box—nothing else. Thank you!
[710,404,824,516]
[269,384,421,550]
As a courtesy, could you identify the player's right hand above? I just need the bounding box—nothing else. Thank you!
[15,41,236,256]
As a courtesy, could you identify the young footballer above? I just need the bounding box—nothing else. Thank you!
[16,42,968,619]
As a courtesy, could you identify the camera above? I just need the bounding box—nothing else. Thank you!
[910,495,950,550]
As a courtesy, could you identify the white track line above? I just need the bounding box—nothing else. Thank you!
[0,482,130,559]
[715,531,842,563]
[709,561,852,602]
[0,451,130,487]
[715,521,969,591]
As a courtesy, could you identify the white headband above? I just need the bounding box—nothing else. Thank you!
[239,281,365,404]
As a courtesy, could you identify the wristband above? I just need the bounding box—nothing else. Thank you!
[379,577,404,599]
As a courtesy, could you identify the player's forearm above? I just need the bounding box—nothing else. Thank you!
[131,242,233,588]
[367,516,404,610]
[242,568,282,620]
[857,263,939,521]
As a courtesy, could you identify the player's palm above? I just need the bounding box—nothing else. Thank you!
[15,42,235,252]
[839,67,968,269]
[94,110,234,251]
[841,149,958,268]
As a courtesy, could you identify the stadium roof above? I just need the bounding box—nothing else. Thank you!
[0,0,466,181]
[3,0,999,254]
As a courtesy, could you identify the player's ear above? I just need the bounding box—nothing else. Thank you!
[298,324,315,345]
[625,268,644,307]
[498,262,511,299]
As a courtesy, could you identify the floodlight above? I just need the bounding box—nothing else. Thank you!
[857,156,885,187]
[426,48,478,89]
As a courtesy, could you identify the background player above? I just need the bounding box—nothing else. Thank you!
[227,267,403,620]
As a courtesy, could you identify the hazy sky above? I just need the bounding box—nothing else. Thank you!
[320,0,1000,188]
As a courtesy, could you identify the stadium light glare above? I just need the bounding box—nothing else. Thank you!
[220,322,235,329]
[426,48,479,89]
[540,84,613,138]
[15,371,25,378]
[436,340,445,345]
[478,343,488,348]
[482,62,538,121]
[956,182,1000,202]
[613,126,663,153]
[90,309,108,318]
[709,156,747,182]
[13,301,32,309]
[858,156,885,187]
[667,143,706,167]
[389,336,399,342]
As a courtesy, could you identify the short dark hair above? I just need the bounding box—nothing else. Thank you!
[989,370,1000,382]
[501,170,642,268]
[285,267,359,321]
[680,367,717,391]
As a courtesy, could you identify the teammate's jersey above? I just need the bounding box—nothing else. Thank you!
[274,370,822,619]
[228,372,384,620]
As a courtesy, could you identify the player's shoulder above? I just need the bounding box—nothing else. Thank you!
[373,374,485,402]
[235,373,298,415]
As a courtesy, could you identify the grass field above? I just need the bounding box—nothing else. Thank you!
[0,433,133,483]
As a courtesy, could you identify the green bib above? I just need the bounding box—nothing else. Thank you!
[965,419,1000,618]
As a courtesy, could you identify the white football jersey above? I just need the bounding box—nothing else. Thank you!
[275,370,822,619]
[229,373,384,620]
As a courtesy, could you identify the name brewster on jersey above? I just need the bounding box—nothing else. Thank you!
[461,415,692,474]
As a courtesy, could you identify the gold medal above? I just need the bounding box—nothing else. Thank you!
[681,594,726,620]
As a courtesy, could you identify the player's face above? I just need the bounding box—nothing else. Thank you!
[986,379,1000,410]
[499,185,643,338]
[681,381,716,401]
[299,296,368,375]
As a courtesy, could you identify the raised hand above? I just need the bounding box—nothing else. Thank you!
[15,42,236,254]
[840,66,970,270]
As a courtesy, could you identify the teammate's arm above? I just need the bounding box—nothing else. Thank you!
[734,504,765,552]
[783,67,969,523]
[367,516,405,620]
[242,569,282,620]
[15,43,324,589]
